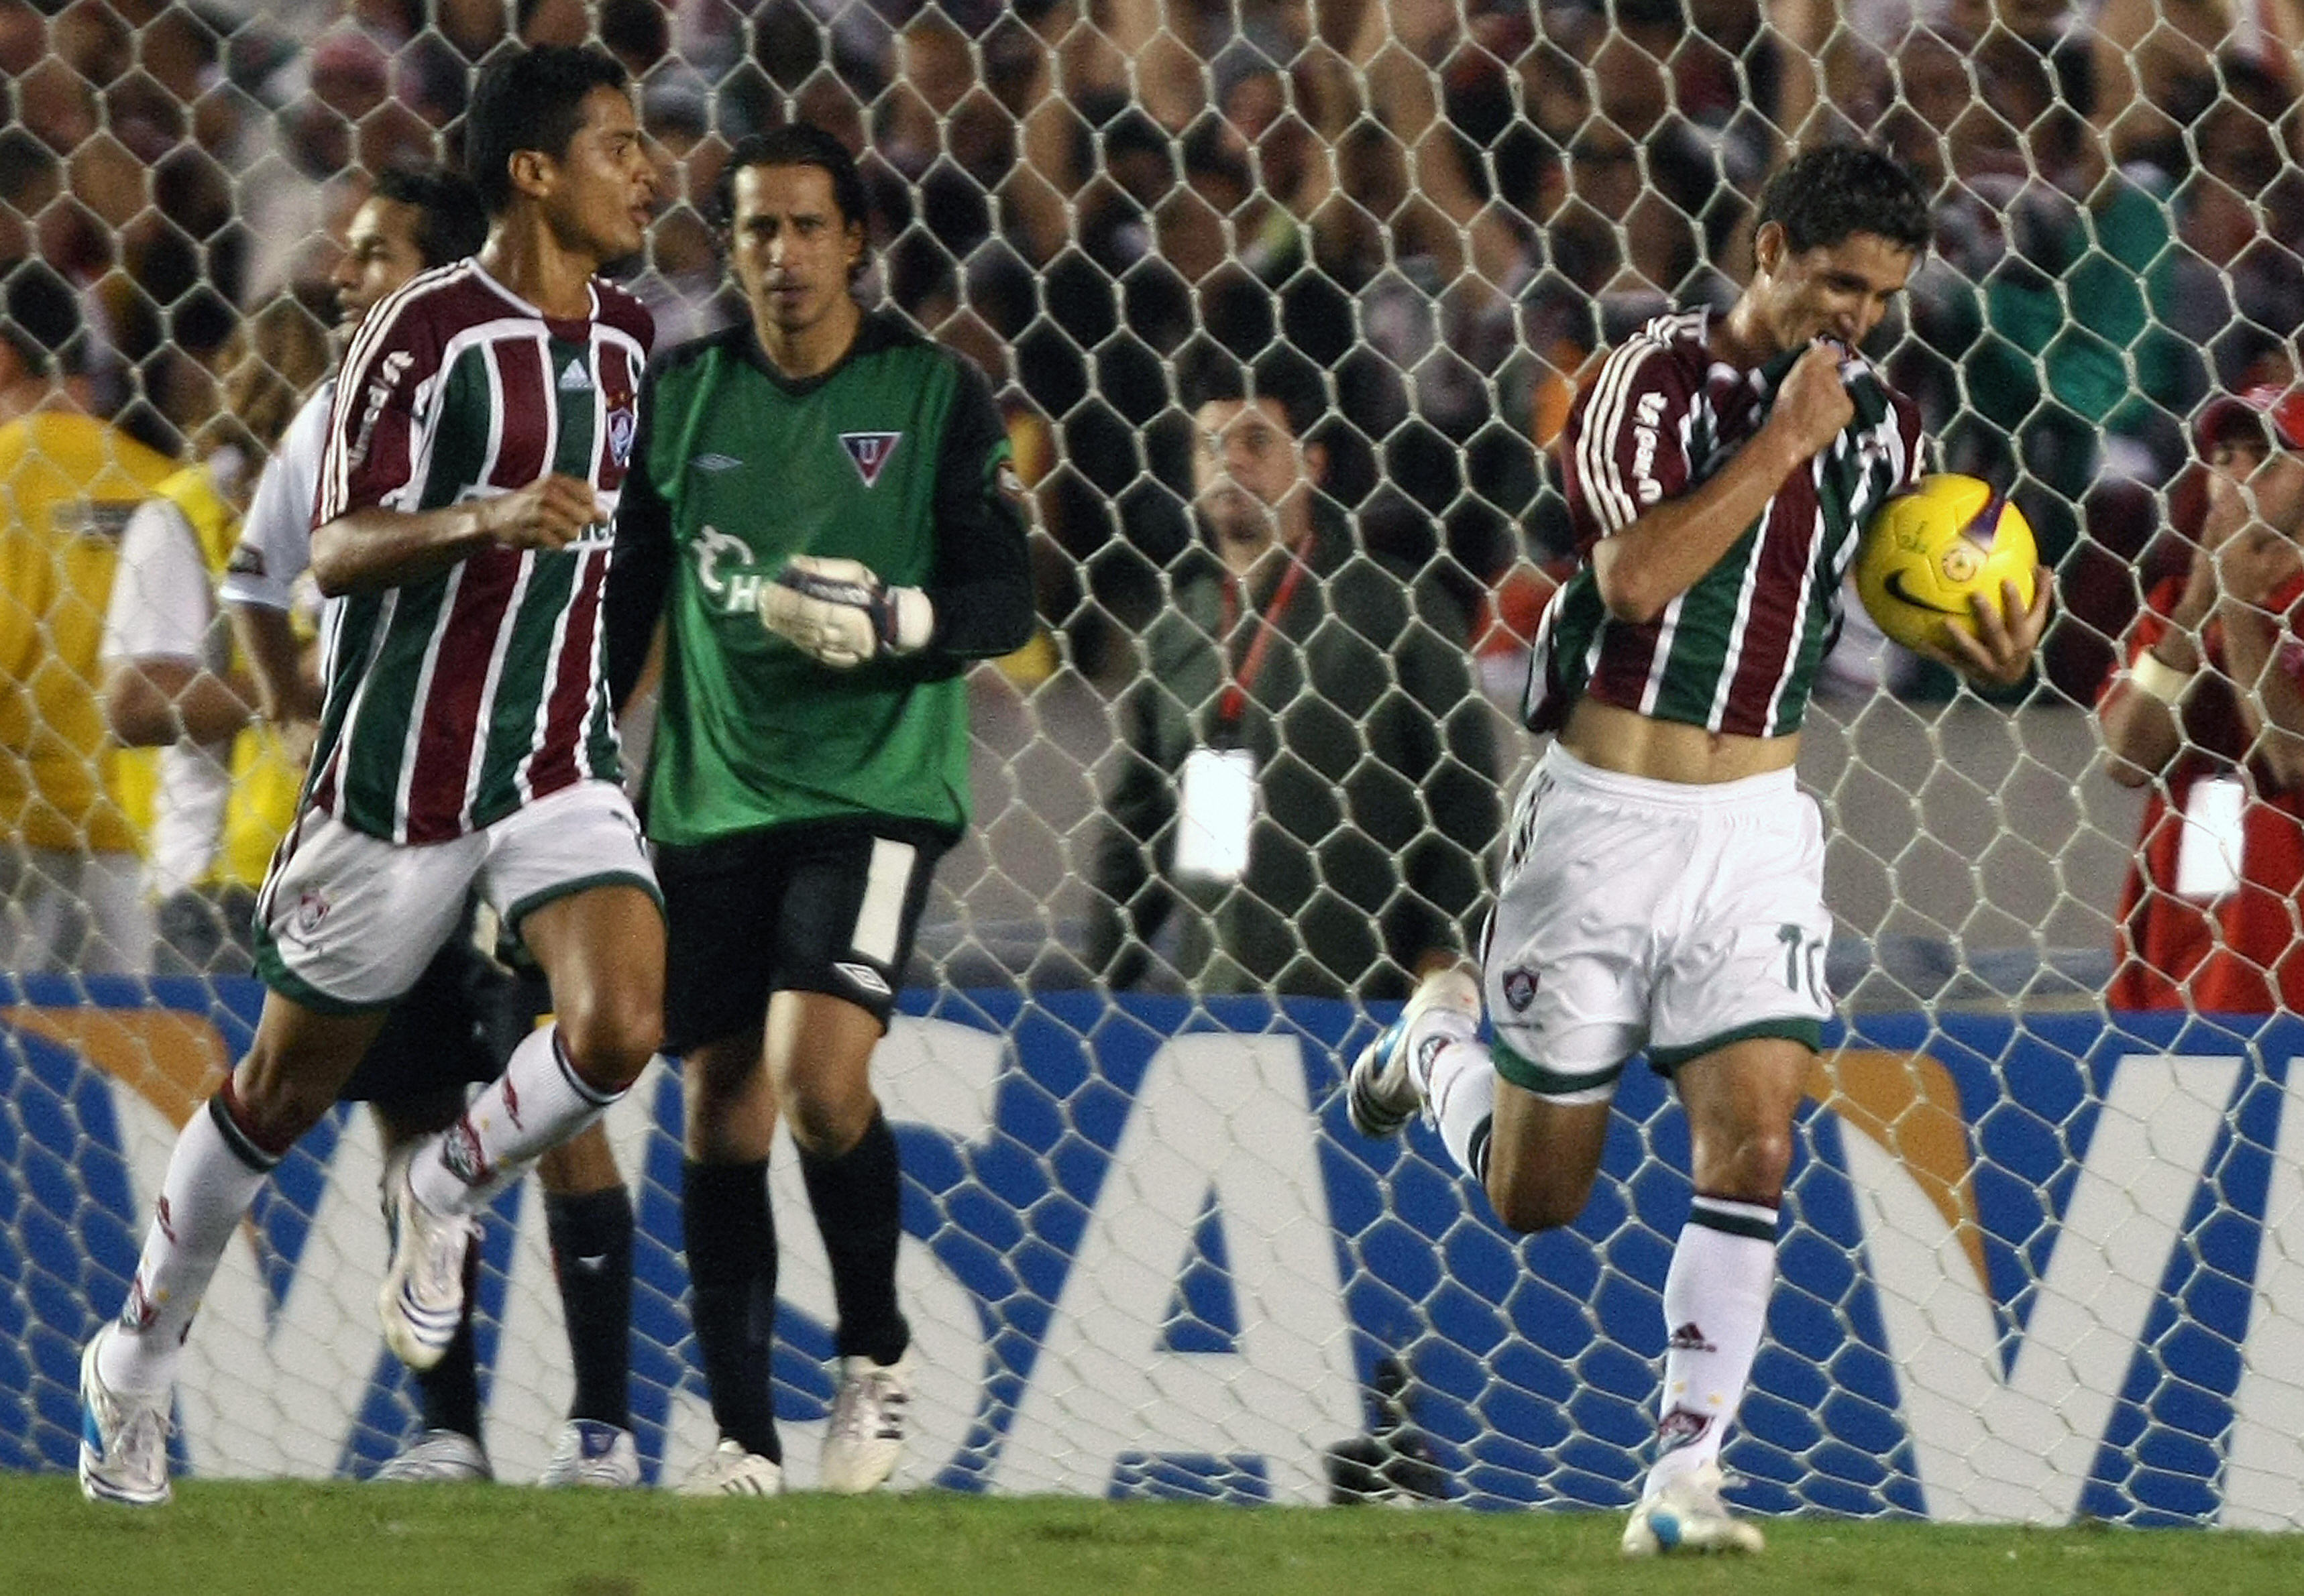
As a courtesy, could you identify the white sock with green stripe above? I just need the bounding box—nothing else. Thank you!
[409,1024,622,1216]
[1417,1035,1496,1185]
[100,1086,283,1394]
[1645,1194,1778,1497]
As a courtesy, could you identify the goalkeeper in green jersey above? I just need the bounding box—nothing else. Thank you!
[604,123,1033,1496]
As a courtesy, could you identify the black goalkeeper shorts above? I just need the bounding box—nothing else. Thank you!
[657,818,951,1053]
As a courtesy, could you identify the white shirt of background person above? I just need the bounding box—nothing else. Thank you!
[97,455,248,905]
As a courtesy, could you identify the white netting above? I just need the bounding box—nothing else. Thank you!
[7,0,2304,1525]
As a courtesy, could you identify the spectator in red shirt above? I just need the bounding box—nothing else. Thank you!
[2100,385,2304,1012]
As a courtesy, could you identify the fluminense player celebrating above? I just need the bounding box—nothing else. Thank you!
[220,167,644,1489]
[603,124,1033,1496]
[1348,146,2050,1555]
[80,44,664,1505]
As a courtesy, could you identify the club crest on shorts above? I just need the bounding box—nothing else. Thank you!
[840,431,902,487]
[290,891,331,942]
[1502,966,1539,1011]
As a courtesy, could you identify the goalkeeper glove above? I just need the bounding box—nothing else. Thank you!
[759,555,934,669]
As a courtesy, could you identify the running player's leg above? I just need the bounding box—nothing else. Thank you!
[84,995,392,1502]
[85,808,468,1501]
[398,785,663,1224]
[1621,768,1826,1556]
[379,784,660,1370]
[1647,1040,1806,1488]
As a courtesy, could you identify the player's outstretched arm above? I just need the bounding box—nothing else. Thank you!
[310,474,606,596]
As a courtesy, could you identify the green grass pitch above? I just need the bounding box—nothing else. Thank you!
[5,1476,2299,1596]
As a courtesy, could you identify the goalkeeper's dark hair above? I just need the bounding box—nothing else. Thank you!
[1176,342,1330,443]
[372,167,489,269]
[464,44,630,215]
[712,124,873,282]
[1756,144,1931,256]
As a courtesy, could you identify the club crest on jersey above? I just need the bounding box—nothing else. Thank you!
[608,406,638,468]
[840,431,902,487]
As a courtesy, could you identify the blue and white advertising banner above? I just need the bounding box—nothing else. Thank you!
[4,978,2301,1526]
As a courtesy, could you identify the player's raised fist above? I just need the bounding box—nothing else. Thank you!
[1765,343,1858,465]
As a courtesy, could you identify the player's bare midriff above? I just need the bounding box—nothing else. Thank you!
[1559,697,1800,785]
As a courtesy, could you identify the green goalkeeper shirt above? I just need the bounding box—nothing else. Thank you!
[604,311,1034,845]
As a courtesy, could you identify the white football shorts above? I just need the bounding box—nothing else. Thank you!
[1484,744,1832,1104]
[252,778,659,1012]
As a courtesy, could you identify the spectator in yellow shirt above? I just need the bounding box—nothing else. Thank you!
[0,262,173,973]
[100,298,329,973]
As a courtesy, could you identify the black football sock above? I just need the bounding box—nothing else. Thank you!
[681,1157,781,1463]
[800,1109,910,1367]
[545,1185,635,1430]
[412,1243,482,1443]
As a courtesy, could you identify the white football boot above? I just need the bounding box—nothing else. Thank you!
[372,1428,493,1483]
[377,1143,478,1371]
[679,1438,783,1497]
[820,1347,915,1494]
[1621,1462,1765,1556]
[78,1328,172,1506]
[537,1419,641,1488]
[1346,964,1482,1137]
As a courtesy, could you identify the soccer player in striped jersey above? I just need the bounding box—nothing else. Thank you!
[222,168,643,1489]
[1347,146,2050,1554]
[80,45,665,1507]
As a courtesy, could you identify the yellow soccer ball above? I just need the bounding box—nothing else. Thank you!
[1855,474,2038,654]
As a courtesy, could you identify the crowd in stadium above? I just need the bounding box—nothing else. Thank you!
[6,1,2299,675]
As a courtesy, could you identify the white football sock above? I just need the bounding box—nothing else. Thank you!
[100,1090,279,1394]
[1646,1196,1778,1495]
[409,1024,622,1216]
[1418,1035,1496,1184]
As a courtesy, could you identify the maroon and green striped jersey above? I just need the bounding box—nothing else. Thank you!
[1527,308,1924,740]
[308,259,651,844]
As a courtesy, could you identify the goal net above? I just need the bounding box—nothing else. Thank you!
[6,0,2304,1526]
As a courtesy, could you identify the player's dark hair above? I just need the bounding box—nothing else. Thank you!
[463,44,630,215]
[372,167,490,269]
[711,123,873,281]
[1756,144,1931,256]
[1177,342,1329,443]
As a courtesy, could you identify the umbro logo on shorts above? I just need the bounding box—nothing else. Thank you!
[834,961,891,998]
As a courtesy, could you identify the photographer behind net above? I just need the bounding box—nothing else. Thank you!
[1087,343,1499,1003]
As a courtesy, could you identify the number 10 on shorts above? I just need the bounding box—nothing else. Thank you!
[1778,923,1826,1005]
